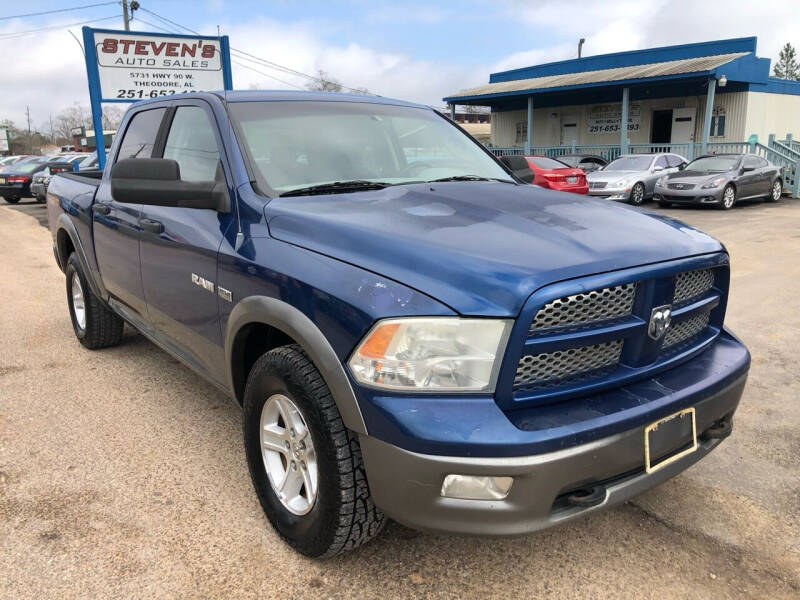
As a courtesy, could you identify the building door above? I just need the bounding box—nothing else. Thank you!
[561,114,578,146]
[651,110,672,144]
[671,108,696,143]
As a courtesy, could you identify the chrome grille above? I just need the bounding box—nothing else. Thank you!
[530,283,636,332]
[589,181,608,189]
[663,311,710,348]
[514,340,623,387]
[667,182,695,190]
[673,269,714,305]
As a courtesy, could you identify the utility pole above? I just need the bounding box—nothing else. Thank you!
[25,106,32,154]
[122,0,130,30]
[49,114,54,144]
[578,38,586,58]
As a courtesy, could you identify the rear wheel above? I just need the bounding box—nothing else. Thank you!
[3,197,19,204]
[629,182,645,205]
[65,253,124,349]
[767,179,782,202]
[719,185,736,210]
[243,344,385,557]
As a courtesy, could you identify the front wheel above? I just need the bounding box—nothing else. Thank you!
[3,197,19,204]
[628,182,645,205]
[719,184,736,210]
[242,345,385,557]
[767,179,782,202]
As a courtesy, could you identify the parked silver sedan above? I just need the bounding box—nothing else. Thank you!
[586,153,688,205]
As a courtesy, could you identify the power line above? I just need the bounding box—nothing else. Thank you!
[0,15,119,40]
[232,60,304,90]
[138,5,371,94]
[0,1,119,21]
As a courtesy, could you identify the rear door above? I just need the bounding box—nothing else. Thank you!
[93,106,167,316]
[138,100,235,382]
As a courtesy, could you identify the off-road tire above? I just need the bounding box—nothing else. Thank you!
[243,344,385,557]
[65,253,124,349]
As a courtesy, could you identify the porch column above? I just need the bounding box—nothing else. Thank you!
[620,87,630,154]
[701,77,717,155]
[525,96,533,154]
[449,103,455,120]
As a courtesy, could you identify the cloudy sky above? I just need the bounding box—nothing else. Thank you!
[1,0,798,130]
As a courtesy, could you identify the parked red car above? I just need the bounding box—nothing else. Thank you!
[500,155,589,194]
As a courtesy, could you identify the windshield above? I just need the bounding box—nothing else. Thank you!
[557,156,582,167]
[685,156,740,172]
[229,100,513,194]
[604,156,654,171]
[529,156,570,169]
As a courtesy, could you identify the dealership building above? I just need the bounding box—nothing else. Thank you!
[444,37,800,169]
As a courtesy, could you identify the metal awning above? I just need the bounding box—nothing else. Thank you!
[445,52,748,101]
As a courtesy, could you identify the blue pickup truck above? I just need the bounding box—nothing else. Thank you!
[47,91,750,557]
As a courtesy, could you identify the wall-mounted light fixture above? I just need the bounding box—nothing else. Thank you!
[718,74,727,87]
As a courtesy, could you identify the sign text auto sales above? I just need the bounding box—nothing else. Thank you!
[93,32,225,100]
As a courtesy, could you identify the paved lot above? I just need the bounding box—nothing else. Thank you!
[1,197,798,599]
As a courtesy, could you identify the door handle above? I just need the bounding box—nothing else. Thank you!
[138,218,164,234]
[94,204,111,216]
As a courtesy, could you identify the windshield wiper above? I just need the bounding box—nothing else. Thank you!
[280,180,392,197]
[427,175,514,184]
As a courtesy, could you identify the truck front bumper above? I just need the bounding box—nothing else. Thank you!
[358,331,749,535]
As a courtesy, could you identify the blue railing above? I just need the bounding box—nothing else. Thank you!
[486,137,800,197]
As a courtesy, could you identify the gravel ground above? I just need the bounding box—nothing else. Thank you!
[1,197,798,599]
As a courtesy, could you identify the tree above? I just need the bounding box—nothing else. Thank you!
[305,69,343,93]
[773,43,799,80]
[101,105,125,130]
[54,103,93,140]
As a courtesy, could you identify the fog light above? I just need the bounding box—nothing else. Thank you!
[440,474,513,500]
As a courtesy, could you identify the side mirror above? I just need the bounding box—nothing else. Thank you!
[741,165,754,173]
[653,165,664,172]
[110,158,230,213]
[679,163,687,170]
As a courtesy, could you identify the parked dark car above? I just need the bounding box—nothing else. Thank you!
[500,155,588,194]
[557,154,608,173]
[654,154,783,209]
[48,91,749,557]
[31,158,85,203]
[0,157,50,203]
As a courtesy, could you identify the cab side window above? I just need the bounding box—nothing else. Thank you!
[115,108,167,162]
[163,106,222,182]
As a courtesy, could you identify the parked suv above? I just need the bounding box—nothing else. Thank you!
[47,92,749,557]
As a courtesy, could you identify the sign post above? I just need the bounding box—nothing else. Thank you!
[81,26,233,170]
[0,127,9,154]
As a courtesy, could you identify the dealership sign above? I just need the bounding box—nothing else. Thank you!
[587,103,641,134]
[81,26,232,168]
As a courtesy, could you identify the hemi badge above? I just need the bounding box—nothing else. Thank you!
[218,287,233,302]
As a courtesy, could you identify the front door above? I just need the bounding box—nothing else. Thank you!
[671,108,696,143]
[138,101,235,384]
[93,106,168,316]
[561,114,578,146]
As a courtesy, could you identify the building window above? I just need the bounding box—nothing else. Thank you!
[515,121,527,144]
[710,108,726,138]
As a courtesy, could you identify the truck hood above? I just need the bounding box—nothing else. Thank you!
[265,182,723,316]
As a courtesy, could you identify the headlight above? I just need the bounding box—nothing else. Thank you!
[615,178,631,189]
[701,177,726,189]
[656,176,667,187]
[348,317,512,392]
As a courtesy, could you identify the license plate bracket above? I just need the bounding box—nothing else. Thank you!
[644,407,698,473]
[0,178,6,184]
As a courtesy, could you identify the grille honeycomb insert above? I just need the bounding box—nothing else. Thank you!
[530,283,637,332]
[673,269,714,306]
[663,311,710,348]
[514,340,624,387]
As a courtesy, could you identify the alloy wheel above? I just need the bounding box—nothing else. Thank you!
[772,181,782,201]
[259,393,319,515]
[71,273,86,330]
[630,183,644,205]
[722,186,735,209]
